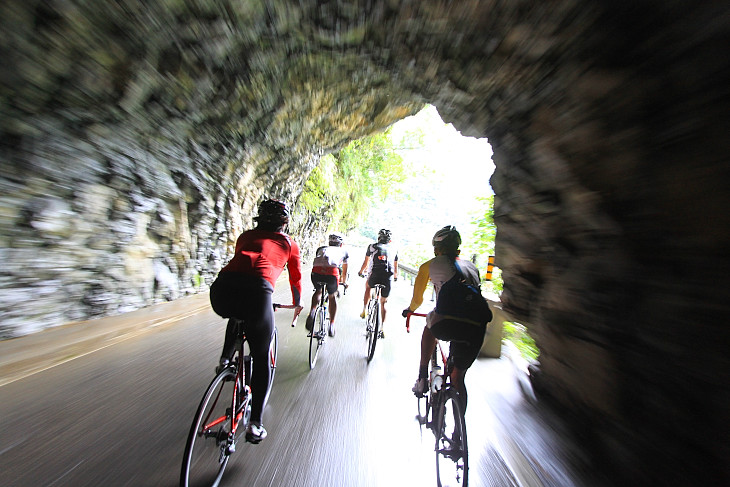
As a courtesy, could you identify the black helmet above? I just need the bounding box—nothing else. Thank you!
[432,225,461,250]
[377,228,392,244]
[328,233,344,246]
[255,199,290,225]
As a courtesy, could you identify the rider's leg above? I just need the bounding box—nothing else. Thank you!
[245,293,275,427]
[418,326,437,378]
[379,279,391,333]
[306,285,322,328]
[361,282,371,318]
[308,286,321,317]
[220,318,238,364]
[328,292,337,323]
[450,366,468,412]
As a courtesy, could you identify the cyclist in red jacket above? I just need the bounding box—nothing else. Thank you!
[209,199,303,444]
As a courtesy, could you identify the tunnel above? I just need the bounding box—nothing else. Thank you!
[1,1,728,484]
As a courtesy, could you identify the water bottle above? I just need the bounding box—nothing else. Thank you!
[430,365,443,392]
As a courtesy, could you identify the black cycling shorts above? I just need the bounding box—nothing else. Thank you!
[311,273,339,295]
[367,272,392,298]
[430,319,487,370]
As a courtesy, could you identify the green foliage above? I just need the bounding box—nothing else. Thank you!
[192,272,203,289]
[300,156,336,212]
[503,321,539,361]
[398,241,433,270]
[300,128,407,233]
[464,195,495,256]
[459,195,503,293]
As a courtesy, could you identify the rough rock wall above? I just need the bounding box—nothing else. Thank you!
[0,1,422,335]
[1,1,728,484]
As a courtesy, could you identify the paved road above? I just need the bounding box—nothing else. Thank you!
[0,274,591,487]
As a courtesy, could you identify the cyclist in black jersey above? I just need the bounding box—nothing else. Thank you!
[358,229,398,337]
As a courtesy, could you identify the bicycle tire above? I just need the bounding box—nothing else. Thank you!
[269,327,278,388]
[366,299,379,362]
[309,306,325,369]
[180,367,238,487]
[435,388,469,487]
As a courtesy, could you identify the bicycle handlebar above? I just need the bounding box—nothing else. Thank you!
[273,303,303,327]
[405,312,427,333]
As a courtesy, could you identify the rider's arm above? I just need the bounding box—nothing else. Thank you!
[287,240,303,307]
[407,260,431,311]
[341,262,348,283]
[358,255,370,275]
[393,256,399,280]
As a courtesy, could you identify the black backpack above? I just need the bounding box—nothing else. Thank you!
[435,260,492,325]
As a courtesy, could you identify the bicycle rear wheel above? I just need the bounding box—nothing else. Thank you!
[435,388,468,487]
[309,306,325,369]
[180,367,238,487]
[366,299,380,362]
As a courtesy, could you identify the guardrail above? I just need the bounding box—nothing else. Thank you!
[398,262,418,284]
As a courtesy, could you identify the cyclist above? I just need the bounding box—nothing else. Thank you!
[402,225,488,411]
[305,232,349,335]
[209,198,303,444]
[358,228,398,338]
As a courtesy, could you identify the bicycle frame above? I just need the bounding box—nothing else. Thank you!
[406,311,469,486]
[181,303,294,487]
[365,284,384,362]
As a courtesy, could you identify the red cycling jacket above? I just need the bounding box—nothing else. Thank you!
[220,229,303,305]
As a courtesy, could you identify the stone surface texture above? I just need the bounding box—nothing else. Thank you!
[1,1,728,484]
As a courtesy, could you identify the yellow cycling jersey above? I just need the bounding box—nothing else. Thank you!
[408,255,480,312]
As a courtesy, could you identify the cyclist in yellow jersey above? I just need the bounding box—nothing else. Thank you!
[402,226,488,410]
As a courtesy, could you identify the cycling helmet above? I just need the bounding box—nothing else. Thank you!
[255,199,290,225]
[328,233,344,246]
[432,225,461,250]
[377,228,392,244]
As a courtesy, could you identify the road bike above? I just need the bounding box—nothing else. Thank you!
[307,281,347,369]
[180,304,297,487]
[364,283,385,362]
[406,312,469,487]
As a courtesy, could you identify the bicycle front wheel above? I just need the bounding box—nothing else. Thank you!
[366,300,379,362]
[180,367,237,487]
[435,388,469,487]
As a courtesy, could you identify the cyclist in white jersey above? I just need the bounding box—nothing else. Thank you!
[305,233,349,334]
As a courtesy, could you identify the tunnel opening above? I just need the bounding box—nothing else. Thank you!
[0,1,728,484]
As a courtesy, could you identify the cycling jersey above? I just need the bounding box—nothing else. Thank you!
[408,255,480,324]
[312,245,349,277]
[409,254,486,368]
[364,242,398,277]
[220,229,302,305]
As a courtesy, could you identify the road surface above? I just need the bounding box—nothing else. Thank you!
[0,273,592,486]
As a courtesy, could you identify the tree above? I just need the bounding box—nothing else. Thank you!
[299,127,408,235]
